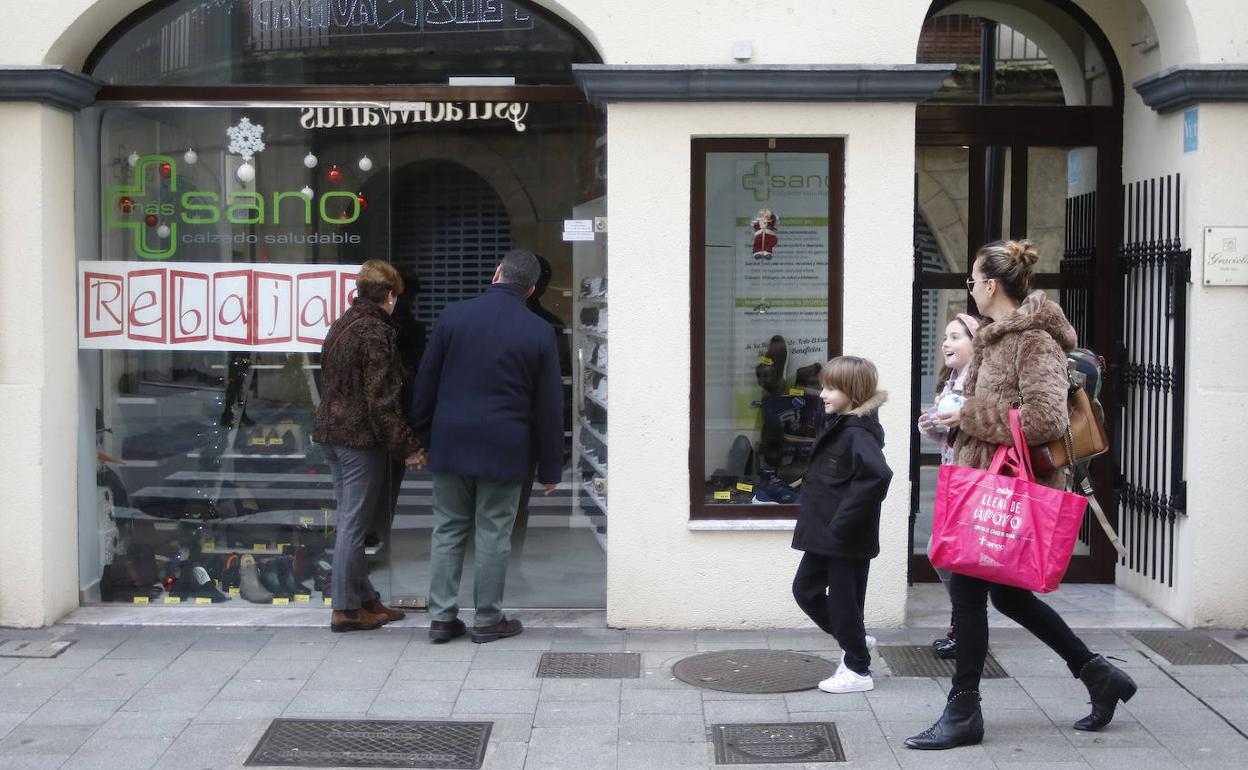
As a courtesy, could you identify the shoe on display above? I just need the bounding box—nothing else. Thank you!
[277,555,311,596]
[726,434,754,478]
[755,335,789,395]
[818,663,874,694]
[471,616,524,644]
[239,554,275,603]
[794,362,822,393]
[313,559,332,593]
[189,565,232,602]
[429,618,467,644]
[752,483,800,505]
[330,608,386,633]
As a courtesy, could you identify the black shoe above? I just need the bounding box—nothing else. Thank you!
[429,618,466,644]
[277,555,310,596]
[1074,654,1137,731]
[471,617,523,644]
[754,335,789,395]
[905,690,984,750]
[188,565,232,603]
[259,557,292,597]
[933,635,957,660]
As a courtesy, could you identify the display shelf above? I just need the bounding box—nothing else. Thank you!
[580,451,608,478]
[585,392,609,411]
[113,458,161,468]
[187,451,308,460]
[578,416,607,444]
[584,362,607,377]
[576,326,608,341]
[115,396,157,405]
[580,479,608,512]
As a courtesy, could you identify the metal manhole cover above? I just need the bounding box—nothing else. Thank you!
[536,652,640,678]
[0,639,74,659]
[1132,631,1247,665]
[244,719,492,769]
[879,645,1008,678]
[673,649,835,693]
[712,722,845,765]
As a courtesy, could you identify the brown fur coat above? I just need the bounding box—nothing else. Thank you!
[953,290,1075,490]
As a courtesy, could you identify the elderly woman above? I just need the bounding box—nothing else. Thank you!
[313,260,424,632]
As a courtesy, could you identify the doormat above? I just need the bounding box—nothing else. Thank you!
[0,639,74,659]
[878,645,1008,678]
[535,652,641,678]
[673,649,835,693]
[244,719,492,769]
[711,722,845,764]
[1132,631,1247,666]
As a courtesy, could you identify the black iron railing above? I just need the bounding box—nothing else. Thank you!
[1061,190,1096,549]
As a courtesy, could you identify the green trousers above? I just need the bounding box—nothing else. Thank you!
[428,474,523,626]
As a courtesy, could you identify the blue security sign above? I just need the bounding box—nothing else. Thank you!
[1184,108,1198,153]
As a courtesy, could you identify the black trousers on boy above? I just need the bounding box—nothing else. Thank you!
[949,572,1095,694]
[792,552,871,675]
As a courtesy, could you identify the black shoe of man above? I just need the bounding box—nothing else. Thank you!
[471,617,523,644]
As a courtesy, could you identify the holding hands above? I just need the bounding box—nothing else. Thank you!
[404,448,428,470]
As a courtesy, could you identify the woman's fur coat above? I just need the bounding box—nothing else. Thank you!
[953,290,1075,490]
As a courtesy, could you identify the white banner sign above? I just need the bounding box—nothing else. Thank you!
[79,261,362,352]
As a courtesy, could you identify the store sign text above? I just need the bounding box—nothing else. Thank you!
[299,103,530,132]
[80,261,363,352]
[253,0,534,34]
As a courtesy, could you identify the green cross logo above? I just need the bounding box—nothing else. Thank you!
[742,161,771,202]
[106,155,177,260]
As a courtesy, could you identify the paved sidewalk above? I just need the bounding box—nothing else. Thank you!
[0,594,1246,768]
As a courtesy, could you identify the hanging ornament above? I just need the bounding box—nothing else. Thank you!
[157,224,171,239]
[145,214,158,227]
[357,155,373,172]
[303,152,318,169]
[183,148,198,165]
[159,162,172,178]
[300,185,314,199]
[119,196,134,213]
[326,164,342,184]
[356,192,367,210]
[236,161,255,184]
[127,152,140,167]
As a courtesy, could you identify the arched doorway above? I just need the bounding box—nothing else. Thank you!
[911,0,1124,583]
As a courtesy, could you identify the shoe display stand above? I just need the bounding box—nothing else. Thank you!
[570,196,608,551]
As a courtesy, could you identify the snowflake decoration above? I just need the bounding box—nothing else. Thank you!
[226,117,266,160]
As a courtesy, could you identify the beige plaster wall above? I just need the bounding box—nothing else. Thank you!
[605,102,916,629]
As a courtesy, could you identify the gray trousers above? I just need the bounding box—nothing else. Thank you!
[428,474,523,627]
[324,444,388,611]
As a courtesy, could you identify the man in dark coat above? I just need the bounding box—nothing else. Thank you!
[408,249,563,644]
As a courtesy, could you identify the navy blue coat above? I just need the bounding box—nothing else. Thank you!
[409,283,564,484]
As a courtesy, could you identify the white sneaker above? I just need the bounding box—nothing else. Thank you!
[818,664,874,694]
[865,634,877,650]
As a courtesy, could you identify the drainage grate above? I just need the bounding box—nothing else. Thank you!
[0,639,74,659]
[244,719,491,769]
[712,722,845,765]
[673,649,835,694]
[879,645,1008,678]
[1132,631,1248,666]
[536,652,640,679]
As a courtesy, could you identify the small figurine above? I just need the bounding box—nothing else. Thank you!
[752,208,779,260]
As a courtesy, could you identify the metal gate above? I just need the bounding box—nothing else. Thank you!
[1116,174,1189,586]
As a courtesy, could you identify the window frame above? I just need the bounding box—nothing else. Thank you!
[689,137,846,520]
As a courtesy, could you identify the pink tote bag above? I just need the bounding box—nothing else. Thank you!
[930,410,1087,593]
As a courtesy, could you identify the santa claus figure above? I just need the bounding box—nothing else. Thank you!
[752,208,779,259]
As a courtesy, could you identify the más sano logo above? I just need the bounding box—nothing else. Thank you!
[106,155,363,261]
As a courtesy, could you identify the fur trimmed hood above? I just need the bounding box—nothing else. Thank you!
[849,390,888,418]
[978,290,1077,352]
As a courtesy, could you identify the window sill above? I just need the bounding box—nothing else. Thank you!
[688,519,796,532]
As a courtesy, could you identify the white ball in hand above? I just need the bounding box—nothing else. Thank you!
[937,393,963,414]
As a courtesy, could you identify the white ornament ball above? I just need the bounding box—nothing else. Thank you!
[300,185,314,199]
[937,393,963,414]
[183,148,198,165]
[127,152,140,167]
[303,152,318,169]
[236,161,255,184]
[358,155,373,172]
[157,224,171,239]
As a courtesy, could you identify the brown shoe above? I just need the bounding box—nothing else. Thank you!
[363,599,405,623]
[330,608,386,633]
[471,616,523,644]
[429,618,466,644]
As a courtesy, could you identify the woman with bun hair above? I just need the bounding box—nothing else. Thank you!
[905,240,1136,750]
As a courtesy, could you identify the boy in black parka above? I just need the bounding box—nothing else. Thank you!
[791,355,893,693]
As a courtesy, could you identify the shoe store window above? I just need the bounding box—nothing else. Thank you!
[690,139,845,518]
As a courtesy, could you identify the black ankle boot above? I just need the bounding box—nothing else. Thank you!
[905,690,984,750]
[932,635,958,660]
[1074,655,1137,731]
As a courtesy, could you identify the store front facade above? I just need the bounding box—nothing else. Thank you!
[1,0,1246,630]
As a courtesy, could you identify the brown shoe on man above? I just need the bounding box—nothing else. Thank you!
[330,608,386,633]
[363,599,405,623]
[471,616,523,644]
[429,618,466,644]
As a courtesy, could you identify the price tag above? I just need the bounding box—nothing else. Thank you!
[272,597,289,605]
[735,482,754,492]
[202,542,215,551]
[228,588,241,597]
[254,544,268,552]
[278,544,290,553]
[164,596,182,604]
[713,490,732,500]
[195,597,213,605]
[294,594,311,602]
[324,597,333,606]
[759,356,774,365]
[789,388,806,396]
[132,596,149,605]
[299,516,315,526]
